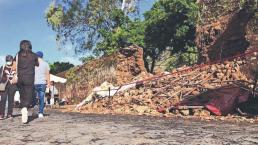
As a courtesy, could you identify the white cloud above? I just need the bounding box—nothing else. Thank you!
[60,56,82,65]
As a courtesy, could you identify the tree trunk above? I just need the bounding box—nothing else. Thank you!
[150,56,156,73]
[143,51,150,73]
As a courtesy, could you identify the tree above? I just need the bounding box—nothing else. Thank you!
[166,46,198,70]
[143,0,198,73]
[46,0,140,54]
[46,0,199,73]
[95,9,145,55]
[50,62,74,75]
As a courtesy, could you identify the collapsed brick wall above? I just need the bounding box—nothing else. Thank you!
[116,45,148,85]
[61,45,148,103]
[78,56,256,116]
[196,0,257,63]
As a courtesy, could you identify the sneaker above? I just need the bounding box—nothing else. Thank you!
[21,107,28,124]
[6,114,13,119]
[38,113,44,118]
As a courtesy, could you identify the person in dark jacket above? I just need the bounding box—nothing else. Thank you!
[14,40,39,123]
[0,55,17,119]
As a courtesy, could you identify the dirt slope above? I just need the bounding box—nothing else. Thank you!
[196,0,257,63]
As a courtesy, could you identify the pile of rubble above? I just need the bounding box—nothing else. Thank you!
[75,54,257,116]
[61,45,149,103]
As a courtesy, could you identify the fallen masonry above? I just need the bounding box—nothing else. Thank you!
[61,45,150,103]
[74,51,258,118]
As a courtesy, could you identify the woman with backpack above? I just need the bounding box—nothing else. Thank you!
[0,55,17,119]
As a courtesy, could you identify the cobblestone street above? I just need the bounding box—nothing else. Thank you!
[1,109,258,145]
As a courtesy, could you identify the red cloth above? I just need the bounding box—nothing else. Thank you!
[205,104,221,116]
[176,85,250,115]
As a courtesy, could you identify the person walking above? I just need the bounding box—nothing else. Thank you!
[49,81,59,106]
[0,55,17,119]
[14,40,39,124]
[33,51,50,118]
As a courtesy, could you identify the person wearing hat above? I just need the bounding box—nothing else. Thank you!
[0,55,17,119]
[13,40,39,123]
[33,51,50,118]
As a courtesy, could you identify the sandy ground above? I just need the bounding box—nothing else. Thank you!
[1,108,258,145]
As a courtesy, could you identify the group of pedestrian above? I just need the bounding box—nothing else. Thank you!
[0,40,50,124]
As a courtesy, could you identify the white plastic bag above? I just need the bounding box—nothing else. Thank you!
[14,91,20,103]
[50,98,55,105]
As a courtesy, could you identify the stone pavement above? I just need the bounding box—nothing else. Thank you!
[1,109,258,145]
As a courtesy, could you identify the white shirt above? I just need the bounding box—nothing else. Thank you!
[34,58,50,84]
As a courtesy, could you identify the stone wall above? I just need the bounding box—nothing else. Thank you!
[60,45,148,103]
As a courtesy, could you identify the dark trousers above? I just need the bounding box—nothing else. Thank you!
[0,83,17,115]
[18,75,34,108]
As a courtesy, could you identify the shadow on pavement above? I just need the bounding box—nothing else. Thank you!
[27,113,50,123]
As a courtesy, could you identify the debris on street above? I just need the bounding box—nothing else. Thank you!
[73,54,258,118]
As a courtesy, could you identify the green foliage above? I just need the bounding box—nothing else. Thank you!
[50,62,74,75]
[45,0,140,53]
[45,3,64,30]
[143,0,198,72]
[96,9,145,55]
[166,46,198,70]
[46,0,199,73]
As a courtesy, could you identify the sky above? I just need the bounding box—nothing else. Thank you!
[0,0,156,66]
